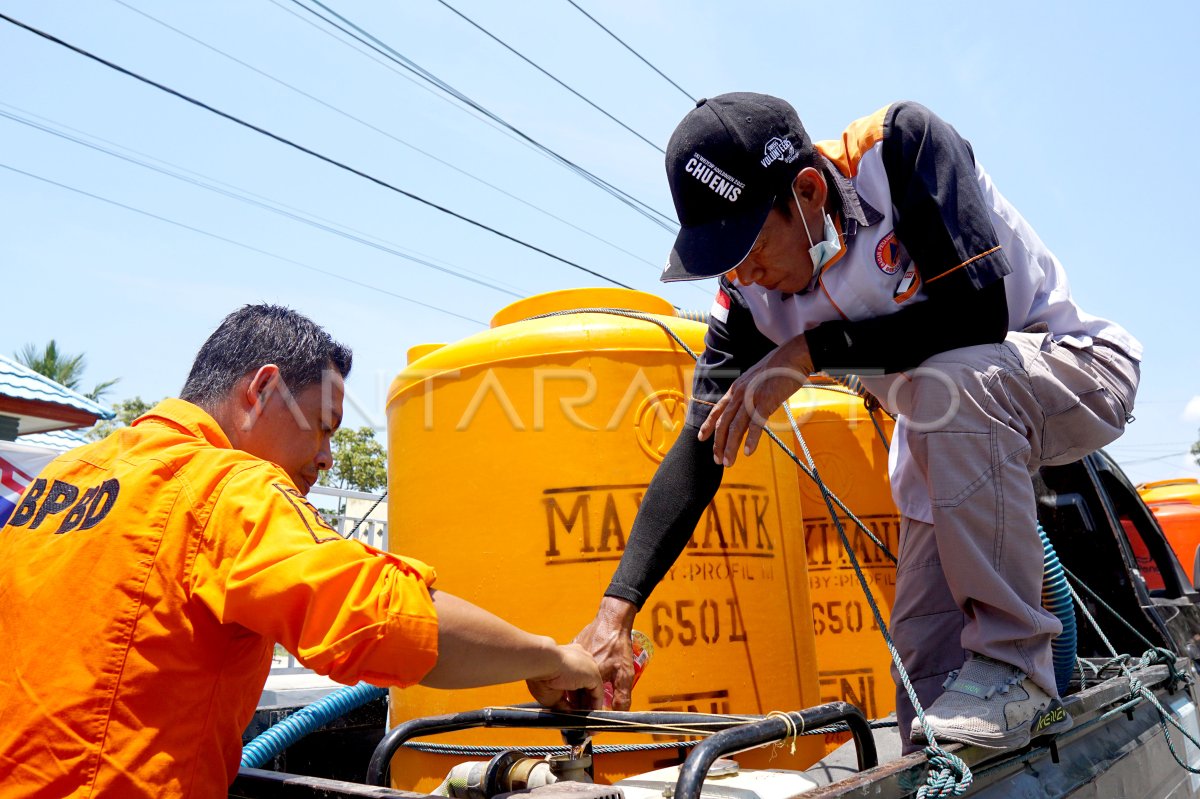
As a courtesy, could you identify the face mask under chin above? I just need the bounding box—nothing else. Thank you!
[796,187,842,293]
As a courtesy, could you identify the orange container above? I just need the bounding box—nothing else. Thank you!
[385,289,824,791]
[787,378,898,730]
[1138,478,1200,585]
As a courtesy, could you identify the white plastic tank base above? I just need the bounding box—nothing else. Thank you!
[615,761,819,799]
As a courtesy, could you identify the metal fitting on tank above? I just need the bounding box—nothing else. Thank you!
[436,751,561,799]
[548,752,593,784]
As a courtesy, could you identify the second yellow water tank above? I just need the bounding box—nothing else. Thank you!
[788,379,898,730]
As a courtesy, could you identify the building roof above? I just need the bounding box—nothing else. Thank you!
[17,428,92,451]
[0,353,115,435]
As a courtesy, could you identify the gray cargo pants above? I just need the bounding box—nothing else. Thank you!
[886,332,1139,748]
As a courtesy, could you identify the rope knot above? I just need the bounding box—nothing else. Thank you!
[765,710,801,756]
[916,746,973,799]
[1146,647,1170,664]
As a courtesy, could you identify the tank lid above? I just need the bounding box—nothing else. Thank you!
[1138,477,1200,506]
[407,343,446,365]
[1140,478,1199,490]
[388,288,706,407]
[491,288,674,328]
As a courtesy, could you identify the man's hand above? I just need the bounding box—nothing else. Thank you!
[525,643,605,710]
[698,335,812,468]
[574,596,638,709]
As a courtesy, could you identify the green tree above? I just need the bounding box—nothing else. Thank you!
[17,340,119,402]
[320,426,387,494]
[318,427,387,526]
[87,397,160,441]
[1192,431,1200,468]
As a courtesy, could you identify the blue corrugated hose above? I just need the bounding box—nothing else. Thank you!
[1039,524,1077,695]
[240,681,387,768]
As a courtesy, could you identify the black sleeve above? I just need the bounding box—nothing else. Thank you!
[604,428,723,608]
[805,102,1012,373]
[605,278,775,608]
[806,272,1008,373]
[883,101,1011,288]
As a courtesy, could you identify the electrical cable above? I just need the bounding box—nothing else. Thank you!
[267,0,710,303]
[1120,452,1190,466]
[433,0,663,154]
[0,11,639,292]
[296,0,676,228]
[1,99,525,295]
[263,0,544,157]
[0,106,522,298]
[107,0,669,276]
[563,0,695,103]
[0,161,488,326]
[285,0,679,232]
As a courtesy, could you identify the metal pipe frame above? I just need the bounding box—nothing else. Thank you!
[367,706,814,787]
[672,702,876,799]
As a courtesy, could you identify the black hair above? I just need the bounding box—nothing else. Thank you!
[180,304,352,408]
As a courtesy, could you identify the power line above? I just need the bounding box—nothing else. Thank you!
[294,0,675,228]
[433,0,663,154]
[264,0,546,161]
[1108,443,1196,451]
[264,0,709,302]
[0,99,526,295]
[0,11,639,292]
[1120,452,1191,466]
[0,106,523,298]
[0,161,488,326]
[564,0,695,103]
[285,0,679,232]
[106,0,666,276]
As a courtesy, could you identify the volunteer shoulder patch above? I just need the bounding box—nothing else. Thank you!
[875,231,903,275]
[273,483,341,543]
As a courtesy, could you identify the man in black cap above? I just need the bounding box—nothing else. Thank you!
[575,94,1141,751]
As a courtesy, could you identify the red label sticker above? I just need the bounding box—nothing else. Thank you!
[710,289,731,323]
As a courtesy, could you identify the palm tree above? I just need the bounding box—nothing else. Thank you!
[16,340,119,402]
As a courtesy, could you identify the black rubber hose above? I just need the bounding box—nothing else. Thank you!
[673,703,876,799]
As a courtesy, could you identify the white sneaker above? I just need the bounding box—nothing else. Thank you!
[910,654,1072,749]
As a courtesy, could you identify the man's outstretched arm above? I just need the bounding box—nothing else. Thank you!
[422,590,604,709]
[576,429,724,709]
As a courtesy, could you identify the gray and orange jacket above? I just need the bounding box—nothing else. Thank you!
[0,399,439,798]
[608,101,1140,607]
[691,101,1140,426]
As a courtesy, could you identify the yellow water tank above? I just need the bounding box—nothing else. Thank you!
[385,288,824,791]
[787,378,898,736]
[1138,478,1200,585]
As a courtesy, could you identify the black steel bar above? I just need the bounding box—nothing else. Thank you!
[673,703,876,799]
[232,766,429,797]
[366,707,758,786]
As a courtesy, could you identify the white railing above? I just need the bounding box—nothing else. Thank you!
[270,486,388,675]
[332,513,389,551]
[309,484,390,550]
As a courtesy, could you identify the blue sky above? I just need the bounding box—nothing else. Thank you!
[2,0,1198,486]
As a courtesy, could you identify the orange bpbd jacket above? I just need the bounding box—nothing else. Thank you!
[0,399,439,798]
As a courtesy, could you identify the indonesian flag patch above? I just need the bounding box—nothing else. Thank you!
[710,288,731,323]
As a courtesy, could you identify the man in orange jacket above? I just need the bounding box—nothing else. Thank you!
[0,304,602,798]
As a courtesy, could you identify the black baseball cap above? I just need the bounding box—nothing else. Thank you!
[662,93,813,282]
